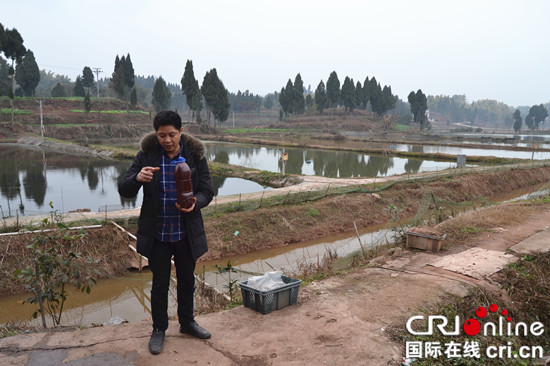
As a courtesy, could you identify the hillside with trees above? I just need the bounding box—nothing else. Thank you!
[1,21,549,134]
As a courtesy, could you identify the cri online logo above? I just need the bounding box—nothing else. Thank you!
[406,304,545,337]
[464,304,510,336]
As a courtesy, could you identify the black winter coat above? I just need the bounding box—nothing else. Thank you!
[118,132,213,260]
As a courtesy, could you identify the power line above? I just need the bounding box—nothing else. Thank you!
[92,68,103,98]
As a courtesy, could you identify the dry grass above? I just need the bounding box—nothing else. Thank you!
[194,275,232,315]
[434,202,540,248]
[499,251,550,348]
[386,251,550,364]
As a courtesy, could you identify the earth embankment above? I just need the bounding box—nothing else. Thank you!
[2,163,550,297]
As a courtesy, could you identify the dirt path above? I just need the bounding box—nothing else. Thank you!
[2,205,549,365]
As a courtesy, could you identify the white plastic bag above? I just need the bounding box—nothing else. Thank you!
[246,271,286,291]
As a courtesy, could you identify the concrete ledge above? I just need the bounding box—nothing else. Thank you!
[509,227,550,254]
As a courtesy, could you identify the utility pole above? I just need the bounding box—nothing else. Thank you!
[92,67,103,98]
[35,99,45,139]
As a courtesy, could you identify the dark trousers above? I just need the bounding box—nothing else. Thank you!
[149,238,196,331]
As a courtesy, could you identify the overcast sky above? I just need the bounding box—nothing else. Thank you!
[3,0,549,107]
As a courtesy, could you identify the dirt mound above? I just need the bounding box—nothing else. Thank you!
[0,225,138,297]
[201,165,550,261]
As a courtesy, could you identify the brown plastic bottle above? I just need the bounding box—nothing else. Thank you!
[174,157,194,209]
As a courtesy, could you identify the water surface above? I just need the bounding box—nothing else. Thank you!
[0,144,270,217]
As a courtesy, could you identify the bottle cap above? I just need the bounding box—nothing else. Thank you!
[171,156,186,165]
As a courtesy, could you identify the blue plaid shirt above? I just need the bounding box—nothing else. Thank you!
[156,147,186,242]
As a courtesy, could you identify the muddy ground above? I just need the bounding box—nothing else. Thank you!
[1,197,549,365]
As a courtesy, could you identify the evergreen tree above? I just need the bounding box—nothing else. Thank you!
[83,91,92,113]
[124,53,135,90]
[152,76,171,112]
[341,76,356,112]
[2,27,26,74]
[109,54,133,100]
[512,109,522,133]
[190,87,203,121]
[278,86,287,119]
[370,81,384,115]
[0,57,10,96]
[263,93,275,110]
[212,83,230,123]
[355,81,363,110]
[0,23,4,52]
[201,68,230,125]
[326,71,340,108]
[110,55,126,99]
[526,104,548,131]
[181,60,199,120]
[2,26,26,123]
[382,85,397,112]
[368,77,380,113]
[305,94,313,110]
[314,80,327,114]
[73,76,86,97]
[114,55,120,71]
[293,73,305,114]
[280,79,294,115]
[15,49,39,96]
[362,77,370,109]
[82,66,95,94]
[408,89,429,129]
[201,69,215,124]
[129,86,137,109]
[51,82,66,97]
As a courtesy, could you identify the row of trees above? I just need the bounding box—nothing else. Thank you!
[110,54,135,100]
[279,71,398,119]
[180,60,229,125]
[229,90,266,114]
[512,105,549,133]
[428,95,515,127]
[0,24,95,106]
[102,54,229,123]
[0,24,42,98]
[0,23,40,122]
[279,74,306,116]
[3,22,548,131]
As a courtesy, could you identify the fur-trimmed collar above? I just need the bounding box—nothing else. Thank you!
[140,132,206,160]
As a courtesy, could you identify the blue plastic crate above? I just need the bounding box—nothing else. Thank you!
[238,275,302,314]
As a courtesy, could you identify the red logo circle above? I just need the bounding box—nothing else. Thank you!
[475,306,487,318]
[463,319,481,336]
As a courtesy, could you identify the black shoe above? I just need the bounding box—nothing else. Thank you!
[179,321,211,339]
[148,329,165,355]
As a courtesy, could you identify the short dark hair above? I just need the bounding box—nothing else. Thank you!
[153,110,182,131]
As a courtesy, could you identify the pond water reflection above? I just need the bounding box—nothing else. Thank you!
[205,142,463,178]
[0,145,270,217]
[394,144,550,160]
